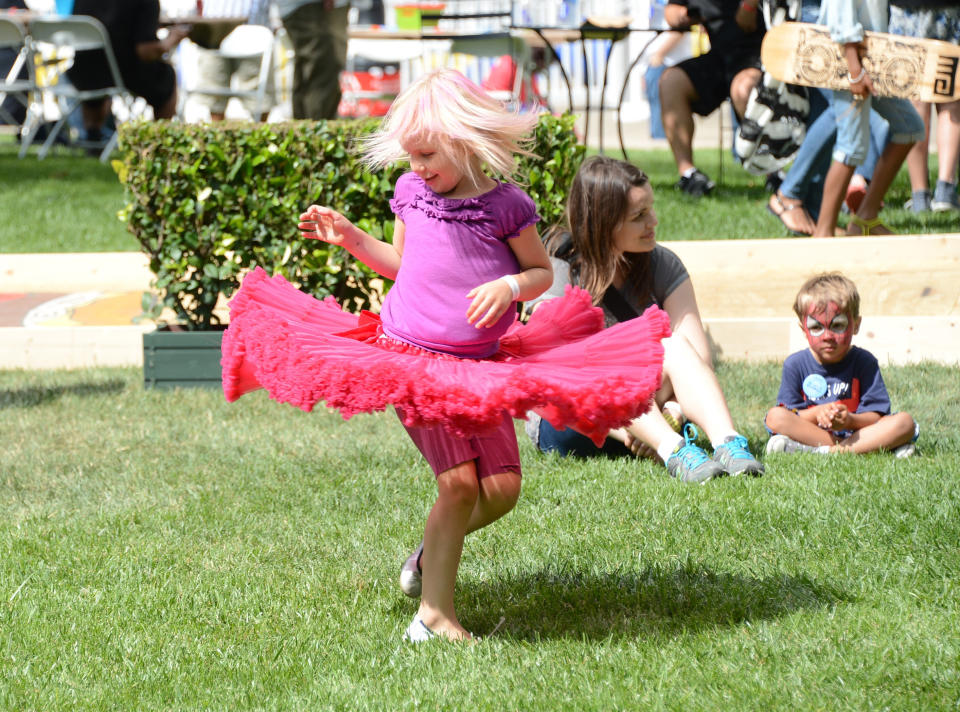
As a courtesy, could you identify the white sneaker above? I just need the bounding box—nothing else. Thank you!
[893,442,917,459]
[399,542,423,598]
[765,434,820,454]
[403,615,438,643]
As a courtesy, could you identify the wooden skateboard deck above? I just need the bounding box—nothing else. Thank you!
[761,22,960,103]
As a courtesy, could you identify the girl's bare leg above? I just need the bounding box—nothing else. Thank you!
[465,470,521,534]
[417,461,479,640]
[854,141,914,222]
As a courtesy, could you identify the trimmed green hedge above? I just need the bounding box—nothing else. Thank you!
[115,114,584,330]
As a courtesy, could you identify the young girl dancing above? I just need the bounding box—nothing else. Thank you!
[221,70,671,643]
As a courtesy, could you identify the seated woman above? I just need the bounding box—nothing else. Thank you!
[66,0,190,140]
[525,155,764,483]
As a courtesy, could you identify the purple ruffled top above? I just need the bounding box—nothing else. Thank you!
[381,172,540,358]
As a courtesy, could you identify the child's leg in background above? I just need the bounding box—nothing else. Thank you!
[904,100,933,206]
[815,90,867,237]
[817,160,857,237]
[932,100,960,210]
[849,96,925,232]
[839,412,917,453]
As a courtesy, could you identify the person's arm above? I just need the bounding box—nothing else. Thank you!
[660,277,710,365]
[664,2,700,31]
[135,24,190,63]
[648,30,684,67]
[466,224,553,328]
[298,204,403,279]
[844,42,873,99]
[735,0,759,34]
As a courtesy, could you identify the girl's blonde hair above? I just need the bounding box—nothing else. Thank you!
[360,69,538,185]
[793,272,861,320]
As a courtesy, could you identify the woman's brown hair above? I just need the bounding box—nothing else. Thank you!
[544,155,652,306]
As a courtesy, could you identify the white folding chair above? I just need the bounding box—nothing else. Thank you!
[19,15,135,162]
[186,24,275,120]
[0,17,40,139]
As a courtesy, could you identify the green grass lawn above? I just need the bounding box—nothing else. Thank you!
[1,135,955,254]
[0,138,136,253]
[2,364,958,710]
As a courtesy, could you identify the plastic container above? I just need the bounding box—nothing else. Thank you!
[395,3,445,30]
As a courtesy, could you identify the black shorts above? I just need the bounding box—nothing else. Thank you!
[674,47,761,116]
[67,50,175,112]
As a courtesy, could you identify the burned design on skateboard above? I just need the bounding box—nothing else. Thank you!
[762,23,960,103]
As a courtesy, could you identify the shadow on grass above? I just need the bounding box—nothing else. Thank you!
[0,379,126,409]
[428,561,848,642]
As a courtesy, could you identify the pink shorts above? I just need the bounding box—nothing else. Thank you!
[398,408,522,479]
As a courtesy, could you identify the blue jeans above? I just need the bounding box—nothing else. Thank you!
[536,419,630,458]
[645,64,667,139]
[831,92,924,166]
[779,87,890,218]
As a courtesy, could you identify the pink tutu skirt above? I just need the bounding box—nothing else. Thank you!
[221,267,671,446]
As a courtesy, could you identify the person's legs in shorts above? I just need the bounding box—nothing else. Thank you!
[660,53,727,190]
[400,411,521,641]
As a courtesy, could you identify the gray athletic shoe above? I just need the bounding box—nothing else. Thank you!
[665,424,724,484]
[712,435,765,476]
[765,434,819,454]
[932,181,960,212]
[399,542,423,598]
[905,189,931,213]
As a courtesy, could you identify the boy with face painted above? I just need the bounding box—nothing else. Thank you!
[764,272,918,456]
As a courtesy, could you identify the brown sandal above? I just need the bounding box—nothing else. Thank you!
[767,193,815,236]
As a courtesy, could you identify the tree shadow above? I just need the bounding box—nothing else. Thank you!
[0,379,126,409]
[393,561,848,642]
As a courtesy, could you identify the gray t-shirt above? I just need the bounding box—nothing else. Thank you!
[528,243,690,327]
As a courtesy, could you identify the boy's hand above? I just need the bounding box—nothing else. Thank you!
[465,278,515,328]
[298,205,354,247]
[815,402,851,430]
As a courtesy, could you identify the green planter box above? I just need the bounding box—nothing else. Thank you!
[143,329,224,390]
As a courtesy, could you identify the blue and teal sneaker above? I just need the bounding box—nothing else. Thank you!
[666,424,724,484]
[712,434,765,476]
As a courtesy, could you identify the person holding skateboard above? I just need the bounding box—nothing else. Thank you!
[811,0,925,237]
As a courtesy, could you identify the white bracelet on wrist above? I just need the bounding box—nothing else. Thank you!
[501,274,521,300]
[848,67,866,84]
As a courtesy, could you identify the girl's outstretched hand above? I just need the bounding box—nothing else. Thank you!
[465,278,514,328]
[298,205,354,246]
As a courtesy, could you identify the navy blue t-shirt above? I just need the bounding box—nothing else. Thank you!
[776,346,891,416]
